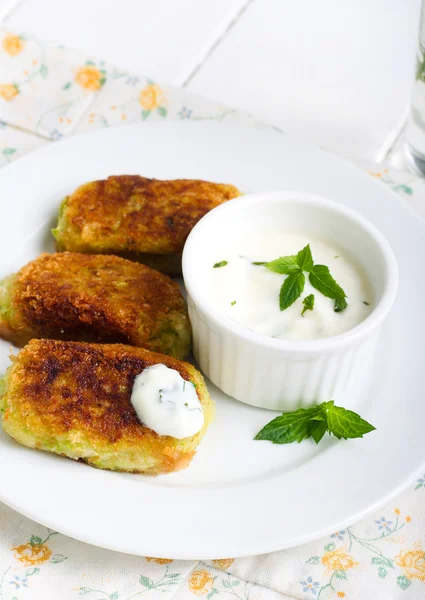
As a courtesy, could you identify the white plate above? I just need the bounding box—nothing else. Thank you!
[0,122,423,560]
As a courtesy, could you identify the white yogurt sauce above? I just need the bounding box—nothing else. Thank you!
[208,232,373,341]
[130,364,204,439]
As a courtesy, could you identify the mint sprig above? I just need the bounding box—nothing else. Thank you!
[254,244,347,312]
[263,255,299,275]
[254,401,375,445]
[308,264,346,302]
[279,272,305,310]
[296,245,314,272]
[334,297,348,312]
[301,294,315,316]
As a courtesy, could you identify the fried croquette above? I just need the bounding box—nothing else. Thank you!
[52,175,241,275]
[0,252,191,358]
[0,339,214,474]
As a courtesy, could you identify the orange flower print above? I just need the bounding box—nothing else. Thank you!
[212,558,234,570]
[75,65,104,91]
[322,548,358,571]
[13,542,52,566]
[395,548,425,581]
[139,84,165,111]
[337,593,346,598]
[146,556,173,564]
[369,168,388,179]
[0,84,18,101]
[2,34,24,56]
[188,569,214,595]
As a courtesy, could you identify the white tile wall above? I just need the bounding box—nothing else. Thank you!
[186,0,421,161]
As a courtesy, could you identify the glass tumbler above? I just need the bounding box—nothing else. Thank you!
[406,3,425,174]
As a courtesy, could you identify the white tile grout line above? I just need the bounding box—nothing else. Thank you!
[0,0,24,24]
[181,0,255,88]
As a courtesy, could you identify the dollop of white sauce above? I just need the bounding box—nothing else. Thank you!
[208,233,373,341]
[130,364,204,439]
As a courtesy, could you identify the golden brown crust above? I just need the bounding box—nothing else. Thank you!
[54,176,241,271]
[1,253,191,358]
[7,340,193,442]
[2,339,213,474]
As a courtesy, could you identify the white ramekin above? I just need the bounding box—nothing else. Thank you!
[182,191,398,411]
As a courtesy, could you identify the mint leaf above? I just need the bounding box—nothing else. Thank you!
[255,401,375,445]
[310,419,327,443]
[309,264,346,301]
[296,244,314,272]
[262,256,300,275]
[213,260,228,268]
[324,401,376,439]
[334,297,348,312]
[254,244,348,312]
[301,294,315,316]
[255,406,321,444]
[279,272,305,310]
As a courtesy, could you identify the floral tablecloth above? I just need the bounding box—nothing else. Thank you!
[1,28,425,600]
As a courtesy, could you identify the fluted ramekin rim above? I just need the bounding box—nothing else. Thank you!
[182,191,398,355]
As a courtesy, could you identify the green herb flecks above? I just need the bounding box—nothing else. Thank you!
[213,260,228,268]
[334,297,348,312]
[253,244,347,313]
[230,300,236,306]
[255,401,375,445]
[301,294,315,316]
